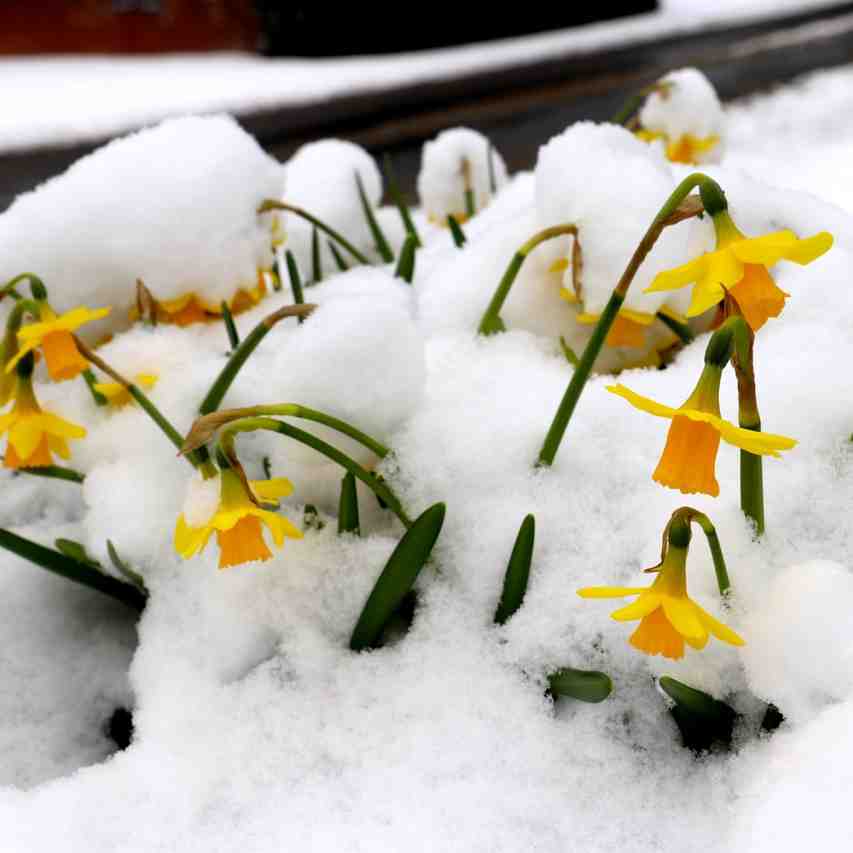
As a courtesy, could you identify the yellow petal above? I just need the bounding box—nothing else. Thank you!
[4,339,39,374]
[36,412,86,440]
[174,514,214,559]
[660,596,708,644]
[645,256,707,293]
[258,510,303,547]
[611,593,661,622]
[8,418,44,460]
[577,586,646,599]
[251,478,294,505]
[696,606,746,647]
[686,278,726,318]
[781,231,833,265]
[607,384,677,419]
[714,419,797,457]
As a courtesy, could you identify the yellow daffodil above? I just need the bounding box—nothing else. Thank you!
[608,368,796,496]
[0,377,85,468]
[174,469,302,569]
[6,304,110,382]
[576,308,656,349]
[578,540,744,660]
[646,211,833,331]
[139,269,269,326]
[636,129,720,164]
[93,374,158,407]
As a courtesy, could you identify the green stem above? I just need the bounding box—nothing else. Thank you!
[733,325,764,537]
[462,159,476,218]
[198,303,314,415]
[258,200,369,265]
[478,224,578,336]
[222,417,411,528]
[15,465,85,484]
[656,310,694,344]
[394,235,417,284]
[1,273,45,303]
[690,512,731,596]
[0,528,146,612]
[271,252,283,292]
[82,368,108,406]
[536,173,716,467]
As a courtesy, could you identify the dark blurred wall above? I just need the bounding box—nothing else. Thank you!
[257,2,659,56]
[0,0,259,53]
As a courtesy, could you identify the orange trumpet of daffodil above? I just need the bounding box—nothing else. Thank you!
[6,304,110,382]
[0,373,86,468]
[608,362,796,497]
[174,468,302,569]
[645,209,832,331]
[578,518,743,660]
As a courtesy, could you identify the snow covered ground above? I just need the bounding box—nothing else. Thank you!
[1,59,853,853]
[0,0,839,154]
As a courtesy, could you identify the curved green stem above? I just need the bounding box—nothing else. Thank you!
[221,417,412,528]
[478,223,578,335]
[198,303,315,415]
[2,273,46,303]
[536,174,718,467]
[734,326,764,536]
[690,512,731,596]
[258,200,369,265]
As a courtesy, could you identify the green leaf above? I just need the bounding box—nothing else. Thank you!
[478,314,506,336]
[55,538,102,569]
[270,252,283,291]
[350,502,445,651]
[311,226,323,284]
[106,540,146,590]
[0,528,146,612]
[383,153,421,247]
[15,465,84,484]
[447,215,467,248]
[285,250,306,324]
[393,234,417,284]
[658,676,737,752]
[82,368,108,406]
[220,300,240,351]
[356,171,394,263]
[494,514,534,624]
[328,240,349,272]
[548,668,612,703]
[337,471,360,536]
[559,337,579,367]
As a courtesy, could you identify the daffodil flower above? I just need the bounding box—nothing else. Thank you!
[636,129,720,164]
[6,304,110,382]
[608,367,796,496]
[174,469,302,569]
[140,269,269,327]
[645,211,833,331]
[93,374,158,407]
[576,308,656,349]
[0,377,85,468]
[578,539,743,660]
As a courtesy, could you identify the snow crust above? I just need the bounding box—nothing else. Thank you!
[2,62,853,852]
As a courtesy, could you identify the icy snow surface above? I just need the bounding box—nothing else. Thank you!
[0,0,838,154]
[2,63,853,852]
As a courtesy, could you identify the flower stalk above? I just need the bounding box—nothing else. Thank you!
[536,174,716,467]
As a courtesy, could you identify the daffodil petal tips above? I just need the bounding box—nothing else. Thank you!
[607,384,797,457]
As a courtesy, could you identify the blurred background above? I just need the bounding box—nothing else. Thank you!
[1,0,851,209]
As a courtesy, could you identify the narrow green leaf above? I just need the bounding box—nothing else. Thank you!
[285,250,306,324]
[82,368,108,406]
[220,300,240,351]
[383,153,421,247]
[464,188,476,219]
[337,471,361,536]
[55,538,102,569]
[270,252,283,292]
[350,502,445,651]
[659,676,737,752]
[328,240,349,272]
[447,214,467,247]
[15,465,84,484]
[311,226,323,284]
[107,540,146,590]
[548,668,612,703]
[494,514,534,624]
[656,310,694,344]
[393,234,417,284]
[0,528,146,612]
[356,171,394,263]
[262,456,272,479]
[559,337,580,367]
[487,141,497,194]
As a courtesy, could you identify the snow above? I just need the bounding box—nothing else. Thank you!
[3,58,853,853]
[0,1,838,155]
